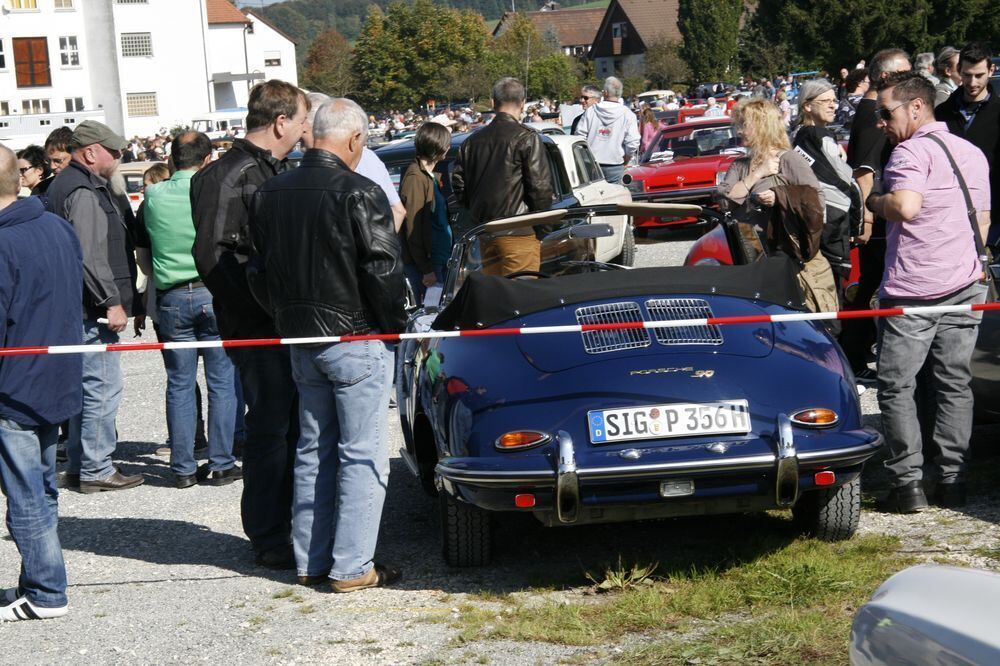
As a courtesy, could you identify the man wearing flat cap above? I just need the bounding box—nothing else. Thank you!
[47,120,144,494]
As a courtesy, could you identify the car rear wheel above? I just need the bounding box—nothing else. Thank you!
[793,476,860,541]
[613,222,636,266]
[440,491,492,567]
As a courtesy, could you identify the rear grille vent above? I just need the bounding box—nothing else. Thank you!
[575,302,650,354]
[645,298,724,346]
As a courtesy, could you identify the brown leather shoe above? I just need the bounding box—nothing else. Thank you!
[297,573,329,586]
[330,563,401,594]
[79,468,144,494]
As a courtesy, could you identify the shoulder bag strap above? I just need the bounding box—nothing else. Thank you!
[925,133,987,259]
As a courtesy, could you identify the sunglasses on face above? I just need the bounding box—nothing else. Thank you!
[18,166,35,175]
[874,101,908,122]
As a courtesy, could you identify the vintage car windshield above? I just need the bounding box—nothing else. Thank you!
[642,124,739,163]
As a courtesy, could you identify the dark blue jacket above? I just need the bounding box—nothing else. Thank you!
[0,197,83,426]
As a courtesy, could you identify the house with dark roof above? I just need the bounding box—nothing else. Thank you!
[589,0,681,77]
[493,7,606,57]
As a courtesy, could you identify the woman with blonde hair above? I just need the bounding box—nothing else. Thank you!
[718,98,837,315]
[639,104,659,155]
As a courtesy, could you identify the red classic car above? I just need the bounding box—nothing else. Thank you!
[623,118,742,230]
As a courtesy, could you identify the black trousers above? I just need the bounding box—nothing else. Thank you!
[228,346,298,554]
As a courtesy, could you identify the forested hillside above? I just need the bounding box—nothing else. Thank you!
[259,0,601,61]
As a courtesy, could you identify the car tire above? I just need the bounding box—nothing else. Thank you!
[613,223,636,266]
[792,476,860,541]
[440,491,492,567]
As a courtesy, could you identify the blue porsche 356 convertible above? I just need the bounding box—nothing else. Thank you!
[397,204,883,566]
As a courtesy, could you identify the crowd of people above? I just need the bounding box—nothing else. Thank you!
[0,38,996,622]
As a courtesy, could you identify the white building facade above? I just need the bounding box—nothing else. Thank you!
[0,0,296,148]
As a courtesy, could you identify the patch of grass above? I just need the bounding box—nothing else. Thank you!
[272,588,294,599]
[469,589,514,603]
[397,641,417,647]
[449,534,905,651]
[972,547,1000,560]
[617,607,850,665]
[265,648,283,657]
[299,604,316,615]
[586,556,658,593]
[248,615,266,626]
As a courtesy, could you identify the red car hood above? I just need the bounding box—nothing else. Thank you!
[628,153,739,191]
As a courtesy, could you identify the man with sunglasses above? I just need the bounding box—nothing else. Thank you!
[47,120,144,493]
[570,85,601,136]
[866,71,990,513]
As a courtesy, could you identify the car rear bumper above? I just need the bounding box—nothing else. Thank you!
[436,416,883,525]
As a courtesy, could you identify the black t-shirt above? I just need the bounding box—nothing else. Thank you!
[846,98,891,238]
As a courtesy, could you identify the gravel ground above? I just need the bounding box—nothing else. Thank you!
[1,232,998,663]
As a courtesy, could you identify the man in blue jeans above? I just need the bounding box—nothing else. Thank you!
[143,132,239,488]
[249,98,407,592]
[0,145,83,621]
[47,120,144,493]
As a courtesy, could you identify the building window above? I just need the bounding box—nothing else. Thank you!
[264,51,281,67]
[54,0,74,9]
[0,102,9,115]
[0,40,5,70]
[612,22,628,39]
[21,99,50,114]
[59,36,79,67]
[64,97,83,112]
[126,92,157,117]
[121,32,153,58]
[13,37,51,88]
[9,0,39,9]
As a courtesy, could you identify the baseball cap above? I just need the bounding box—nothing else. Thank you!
[70,120,128,151]
[430,113,457,127]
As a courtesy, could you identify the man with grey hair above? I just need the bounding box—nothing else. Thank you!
[305,93,405,231]
[452,77,554,276]
[915,52,939,86]
[934,46,961,106]
[574,76,641,183]
[249,98,407,593]
[570,84,602,135]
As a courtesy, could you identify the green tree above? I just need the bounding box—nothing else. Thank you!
[302,29,355,96]
[643,39,689,88]
[490,13,580,100]
[678,0,743,81]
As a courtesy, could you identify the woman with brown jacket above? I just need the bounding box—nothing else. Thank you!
[398,122,452,304]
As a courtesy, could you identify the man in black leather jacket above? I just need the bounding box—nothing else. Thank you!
[190,80,310,570]
[249,98,406,593]
[452,77,554,276]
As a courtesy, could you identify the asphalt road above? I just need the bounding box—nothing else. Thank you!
[1,232,992,664]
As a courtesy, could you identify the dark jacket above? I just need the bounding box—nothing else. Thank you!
[767,184,826,264]
[451,111,554,235]
[249,149,407,338]
[936,86,1000,239]
[190,138,285,339]
[0,197,83,426]
[47,160,141,319]
[398,160,437,274]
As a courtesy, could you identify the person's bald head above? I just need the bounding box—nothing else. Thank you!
[170,130,212,171]
[0,144,20,203]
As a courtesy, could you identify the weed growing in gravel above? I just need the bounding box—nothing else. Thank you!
[299,605,316,615]
[272,589,294,599]
[586,557,658,593]
[448,533,905,660]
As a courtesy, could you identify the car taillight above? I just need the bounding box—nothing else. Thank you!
[790,409,838,427]
[495,430,550,451]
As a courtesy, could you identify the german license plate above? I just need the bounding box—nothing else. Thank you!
[588,400,750,444]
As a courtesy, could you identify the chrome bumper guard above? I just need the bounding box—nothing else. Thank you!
[555,431,580,524]
[774,413,799,507]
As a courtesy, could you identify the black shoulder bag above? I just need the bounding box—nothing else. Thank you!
[925,133,997,302]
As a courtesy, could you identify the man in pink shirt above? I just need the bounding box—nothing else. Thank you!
[866,71,990,513]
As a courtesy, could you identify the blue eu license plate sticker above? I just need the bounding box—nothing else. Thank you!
[588,400,750,444]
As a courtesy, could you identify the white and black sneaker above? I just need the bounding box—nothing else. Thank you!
[0,588,68,622]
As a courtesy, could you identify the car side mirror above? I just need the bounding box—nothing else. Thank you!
[569,223,614,239]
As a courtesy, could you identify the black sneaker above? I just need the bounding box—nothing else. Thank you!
[855,368,878,385]
[933,482,967,508]
[875,480,928,514]
[255,544,295,570]
[196,463,242,486]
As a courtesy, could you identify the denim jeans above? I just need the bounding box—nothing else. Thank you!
[0,419,67,608]
[65,320,123,482]
[228,346,298,554]
[600,163,625,185]
[290,340,393,580]
[158,286,236,476]
[233,368,246,443]
[877,281,988,486]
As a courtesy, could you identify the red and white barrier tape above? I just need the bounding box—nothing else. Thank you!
[4,302,1000,357]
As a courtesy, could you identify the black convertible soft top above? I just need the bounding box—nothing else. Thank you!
[433,257,805,330]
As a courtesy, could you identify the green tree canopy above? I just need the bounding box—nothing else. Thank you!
[678,0,743,82]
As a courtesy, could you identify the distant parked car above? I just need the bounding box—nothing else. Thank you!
[116,160,162,214]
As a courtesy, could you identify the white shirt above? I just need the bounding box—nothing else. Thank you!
[355,147,400,206]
